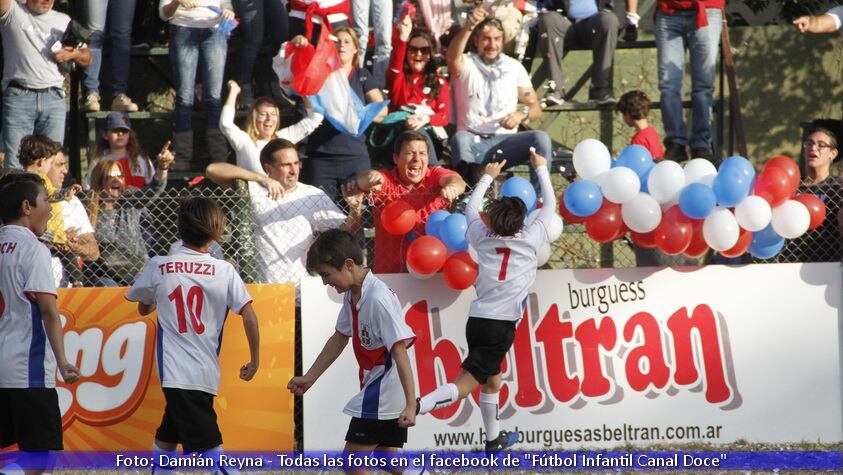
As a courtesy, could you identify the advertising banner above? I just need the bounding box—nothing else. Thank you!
[55,284,296,451]
[301,264,843,450]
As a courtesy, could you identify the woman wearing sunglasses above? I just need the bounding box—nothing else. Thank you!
[385,13,450,164]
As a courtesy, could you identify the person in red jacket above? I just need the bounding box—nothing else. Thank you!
[655,0,724,163]
[386,13,451,165]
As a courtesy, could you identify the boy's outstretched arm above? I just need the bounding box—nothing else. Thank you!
[532,150,557,231]
[392,342,417,428]
[239,303,260,381]
[287,331,349,395]
[466,160,507,225]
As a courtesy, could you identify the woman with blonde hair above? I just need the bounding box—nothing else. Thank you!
[220,80,323,175]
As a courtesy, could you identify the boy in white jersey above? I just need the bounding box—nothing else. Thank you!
[126,197,259,466]
[0,173,80,474]
[417,150,555,452]
[288,229,419,474]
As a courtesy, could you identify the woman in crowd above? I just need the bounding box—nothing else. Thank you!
[301,27,387,201]
[386,14,450,164]
[220,80,323,175]
[85,147,173,286]
[85,112,154,189]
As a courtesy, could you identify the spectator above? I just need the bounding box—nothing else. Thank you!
[302,27,387,201]
[85,150,173,286]
[221,80,323,175]
[85,112,156,189]
[19,135,69,247]
[231,0,289,109]
[81,0,140,112]
[0,0,92,169]
[205,138,362,303]
[781,127,842,263]
[355,130,466,274]
[289,0,350,43]
[447,9,551,190]
[616,90,665,160]
[793,6,843,35]
[533,0,620,105]
[655,0,723,162]
[159,0,234,169]
[386,14,450,165]
[351,0,391,81]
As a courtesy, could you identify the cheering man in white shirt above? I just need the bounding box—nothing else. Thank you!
[416,150,556,453]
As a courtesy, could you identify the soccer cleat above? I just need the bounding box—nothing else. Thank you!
[485,430,519,452]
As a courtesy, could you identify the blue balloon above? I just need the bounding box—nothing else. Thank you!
[501,176,537,212]
[563,180,603,217]
[616,144,654,181]
[719,155,756,181]
[406,230,418,243]
[640,167,652,193]
[679,183,716,219]
[749,234,784,259]
[440,214,468,251]
[425,209,450,238]
[712,166,751,207]
[752,224,783,248]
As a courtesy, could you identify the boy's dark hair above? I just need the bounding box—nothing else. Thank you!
[486,196,527,237]
[806,126,838,150]
[18,134,61,168]
[306,229,364,273]
[616,90,651,121]
[394,130,429,156]
[178,197,226,248]
[0,172,46,224]
[259,138,297,168]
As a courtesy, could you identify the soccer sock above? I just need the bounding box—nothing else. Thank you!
[418,383,460,415]
[151,441,176,475]
[479,391,500,440]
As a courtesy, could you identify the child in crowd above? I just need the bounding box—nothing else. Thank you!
[288,229,421,474]
[86,112,157,189]
[126,197,259,468]
[416,149,556,452]
[616,90,665,160]
[0,172,80,475]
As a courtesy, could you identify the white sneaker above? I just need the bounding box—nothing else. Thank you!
[111,93,139,112]
[82,92,101,112]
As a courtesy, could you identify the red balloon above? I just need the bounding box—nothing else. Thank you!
[442,252,478,290]
[630,230,657,249]
[792,193,826,230]
[585,200,623,243]
[406,236,447,274]
[719,228,752,258]
[683,219,709,258]
[653,205,693,255]
[381,200,416,235]
[753,167,791,207]
[558,194,586,224]
[764,155,800,196]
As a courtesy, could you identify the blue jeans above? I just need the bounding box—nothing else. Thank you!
[351,0,392,84]
[82,0,136,96]
[451,130,553,190]
[169,25,227,132]
[655,8,721,150]
[232,0,289,88]
[2,86,66,169]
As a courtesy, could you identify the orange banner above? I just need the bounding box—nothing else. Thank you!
[56,284,296,451]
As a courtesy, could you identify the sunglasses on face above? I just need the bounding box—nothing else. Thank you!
[108,170,124,178]
[408,45,431,55]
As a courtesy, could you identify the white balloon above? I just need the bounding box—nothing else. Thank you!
[537,241,552,267]
[684,158,718,186]
[545,213,564,241]
[621,192,662,233]
[647,161,686,204]
[600,166,641,204]
[703,207,740,251]
[734,195,772,232]
[407,267,435,280]
[573,138,611,180]
[771,200,810,239]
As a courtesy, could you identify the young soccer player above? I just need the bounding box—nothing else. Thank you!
[0,172,80,475]
[125,197,259,469]
[616,90,665,160]
[288,229,419,474]
[416,149,556,452]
